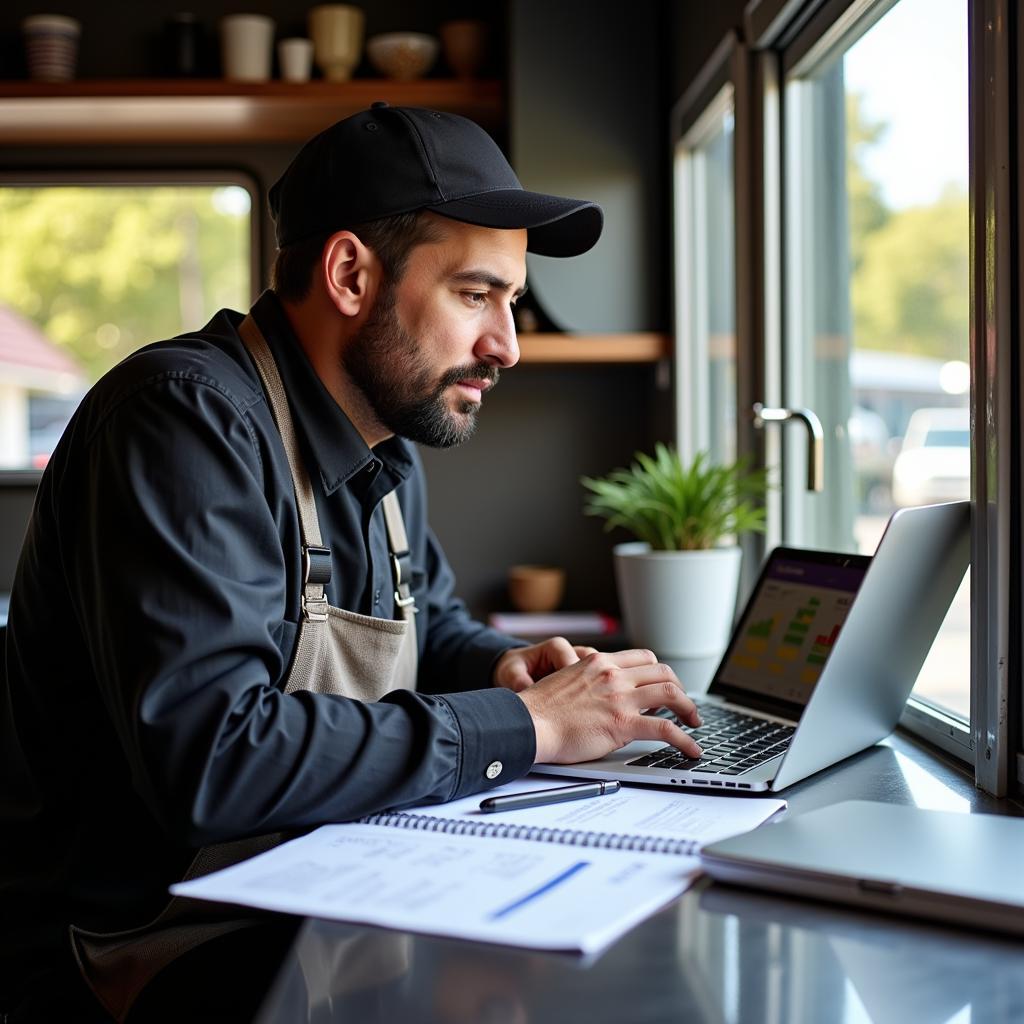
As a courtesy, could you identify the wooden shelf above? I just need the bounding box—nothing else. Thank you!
[517,333,670,364]
[0,81,666,369]
[0,78,503,145]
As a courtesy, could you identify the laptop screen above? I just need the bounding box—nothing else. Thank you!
[709,548,872,711]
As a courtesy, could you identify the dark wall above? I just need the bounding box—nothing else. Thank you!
[668,0,749,103]
[419,366,665,617]
[426,0,672,617]
[509,0,667,334]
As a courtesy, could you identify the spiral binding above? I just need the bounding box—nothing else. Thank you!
[360,812,699,856]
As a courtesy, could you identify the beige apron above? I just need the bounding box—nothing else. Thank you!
[69,314,418,1021]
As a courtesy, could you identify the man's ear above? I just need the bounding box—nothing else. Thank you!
[322,231,379,318]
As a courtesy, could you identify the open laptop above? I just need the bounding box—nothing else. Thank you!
[534,500,969,793]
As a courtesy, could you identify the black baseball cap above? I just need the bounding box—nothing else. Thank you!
[269,102,603,258]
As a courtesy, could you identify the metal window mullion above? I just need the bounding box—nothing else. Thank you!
[672,40,738,465]
[760,51,785,555]
[1017,0,1024,796]
[970,0,1016,796]
[693,156,712,457]
[781,80,815,545]
[673,150,699,463]
[734,40,768,592]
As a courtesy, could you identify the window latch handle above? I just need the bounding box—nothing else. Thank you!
[752,403,825,493]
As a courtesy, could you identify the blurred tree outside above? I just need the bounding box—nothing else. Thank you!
[850,185,968,361]
[0,186,252,383]
[845,92,890,274]
[846,93,968,362]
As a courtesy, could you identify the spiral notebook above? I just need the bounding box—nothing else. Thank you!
[172,778,784,953]
[364,776,786,854]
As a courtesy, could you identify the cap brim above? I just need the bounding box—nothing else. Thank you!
[426,189,603,257]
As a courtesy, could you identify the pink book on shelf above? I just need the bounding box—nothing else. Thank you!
[487,611,619,637]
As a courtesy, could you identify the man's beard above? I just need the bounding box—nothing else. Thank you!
[344,281,499,448]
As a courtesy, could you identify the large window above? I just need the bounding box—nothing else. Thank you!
[673,0,981,767]
[781,0,970,728]
[0,178,255,469]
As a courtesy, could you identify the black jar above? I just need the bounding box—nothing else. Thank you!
[164,13,204,77]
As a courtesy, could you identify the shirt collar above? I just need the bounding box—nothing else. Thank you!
[247,291,414,496]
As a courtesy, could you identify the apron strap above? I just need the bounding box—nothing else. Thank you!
[383,491,417,614]
[239,314,417,621]
[239,314,330,621]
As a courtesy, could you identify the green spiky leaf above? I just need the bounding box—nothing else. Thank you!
[581,444,769,551]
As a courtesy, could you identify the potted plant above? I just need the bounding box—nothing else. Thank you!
[581,444,768,690]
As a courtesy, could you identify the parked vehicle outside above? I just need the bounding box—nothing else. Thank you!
[891,406,970,507]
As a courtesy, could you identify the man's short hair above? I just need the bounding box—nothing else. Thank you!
[270,211,445,303]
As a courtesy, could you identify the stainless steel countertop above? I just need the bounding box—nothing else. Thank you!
[254,732,1024,1024]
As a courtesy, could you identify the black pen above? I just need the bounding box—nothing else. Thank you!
[479,780,621,813]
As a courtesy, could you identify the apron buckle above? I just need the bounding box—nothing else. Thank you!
[303,545,332,587]
[302,594,329,621]
[391,551,418,613]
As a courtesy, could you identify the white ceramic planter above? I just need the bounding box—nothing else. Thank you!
[613,542,742,691]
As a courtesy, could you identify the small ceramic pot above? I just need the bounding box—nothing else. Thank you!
[308,4,364,82]
[440,19,487,79]
[507,565,566,613]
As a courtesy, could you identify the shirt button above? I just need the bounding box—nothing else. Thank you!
[373,589,381,606]
[485,761,503,780]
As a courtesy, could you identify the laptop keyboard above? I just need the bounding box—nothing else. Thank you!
[626,703,795,776]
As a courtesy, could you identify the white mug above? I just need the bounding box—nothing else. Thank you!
[277,37,314,82]
[221,14,275,81]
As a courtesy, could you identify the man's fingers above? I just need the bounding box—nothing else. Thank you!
[634,680,701,727]
[630,715,703,758]
[544,636,581,669]
[624,664,702,728]
[501,666,535,692]
[573,645,598,659]
[595,648,660,669]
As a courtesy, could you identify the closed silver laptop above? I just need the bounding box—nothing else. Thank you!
[700,799,1024,937]
[534,501,969,793]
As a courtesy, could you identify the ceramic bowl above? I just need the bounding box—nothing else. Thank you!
[366,32,438,81]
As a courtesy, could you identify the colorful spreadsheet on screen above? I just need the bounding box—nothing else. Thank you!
[718,559,866,705]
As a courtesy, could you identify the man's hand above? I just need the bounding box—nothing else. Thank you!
[492,637,597,693]
[516,649,704,764]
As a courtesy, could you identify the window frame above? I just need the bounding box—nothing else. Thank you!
[672,65,736,464]
[677,0,1017,785]
[969,0,1020,796]
[0,167,261,302]
[773,0,980,766]
[671,33,769,595]
[0,168,261,476]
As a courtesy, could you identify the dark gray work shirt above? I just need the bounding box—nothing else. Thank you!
[0,291,534,950]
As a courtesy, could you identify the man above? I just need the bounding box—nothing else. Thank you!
[0,104,701,1018]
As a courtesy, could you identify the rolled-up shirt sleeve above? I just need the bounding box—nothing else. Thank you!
[71,376,533,846]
